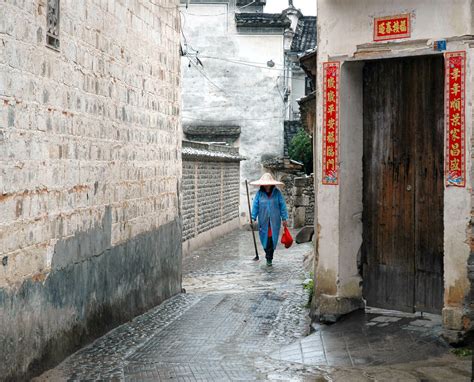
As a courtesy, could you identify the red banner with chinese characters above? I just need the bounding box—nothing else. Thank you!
[373,14,410,41]
[322,62,340,185]
[445,51,466,187]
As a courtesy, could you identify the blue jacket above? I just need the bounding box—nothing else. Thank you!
[251,188,289,250]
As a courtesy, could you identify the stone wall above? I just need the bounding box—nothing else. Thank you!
[293,175,315,228]
[279,173,297,227]
[278,174,314,228]
[182,141,241,255]
[0,0,181,379]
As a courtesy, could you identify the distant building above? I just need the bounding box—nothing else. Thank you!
[180,0,315,225]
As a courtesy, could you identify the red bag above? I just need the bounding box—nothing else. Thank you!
[281,227,293,249]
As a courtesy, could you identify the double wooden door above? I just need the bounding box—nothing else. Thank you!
[362,55,444,313]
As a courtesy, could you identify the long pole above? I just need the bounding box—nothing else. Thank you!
[245,180,259,261]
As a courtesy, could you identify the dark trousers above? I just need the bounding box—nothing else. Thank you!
[265,237,274,260]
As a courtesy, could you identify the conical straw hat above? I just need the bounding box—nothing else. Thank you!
[250,173,284,186]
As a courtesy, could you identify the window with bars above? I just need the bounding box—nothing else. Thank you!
[46,0,60,50]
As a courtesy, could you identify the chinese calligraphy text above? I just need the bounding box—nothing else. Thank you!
[445,51,466,187]
[373,14,410,42]
[322,62,340,185]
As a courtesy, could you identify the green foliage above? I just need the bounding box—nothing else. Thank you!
[452,347,473,357]
[289,129,313,174]
[303,277,314,308]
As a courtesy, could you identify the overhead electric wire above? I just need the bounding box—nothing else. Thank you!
[196,56,312,81]
[198,55,285,71]
[181,0,257,17]
[187,59,229,95]
[181,115,285,122]
[149,1,180,10]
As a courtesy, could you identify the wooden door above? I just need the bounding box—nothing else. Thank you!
[362,55,444,314]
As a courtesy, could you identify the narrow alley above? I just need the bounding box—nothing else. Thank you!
[3,1,474,381]
[36,230,471,381]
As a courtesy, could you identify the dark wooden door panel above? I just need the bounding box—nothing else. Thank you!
[413,56,444,313]
[362,55,444,314]
[363,58,415,313]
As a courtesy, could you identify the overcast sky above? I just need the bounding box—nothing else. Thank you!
[264,0,316,16]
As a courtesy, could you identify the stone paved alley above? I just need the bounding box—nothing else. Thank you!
[36,230,471,381]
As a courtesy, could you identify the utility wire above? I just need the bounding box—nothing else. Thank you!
[181,0,257,16]
[197,56,311,81]
[182,115,285,122]
[199,55,284,70]
[187,58,229,95]
[149,1,180,10]
[200,55,285,68]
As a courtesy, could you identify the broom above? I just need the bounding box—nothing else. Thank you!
[245,180,259,261]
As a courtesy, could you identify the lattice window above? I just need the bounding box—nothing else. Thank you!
[46,0,60,50]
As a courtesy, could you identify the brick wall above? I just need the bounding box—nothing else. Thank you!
[182,141,241,244]
[0,0,181,379]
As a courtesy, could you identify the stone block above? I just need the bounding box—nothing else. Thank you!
[292,186,303,196]
[294,177,310,187]
[296,226,314,244]
[315,294,364,323]
[442,306,464,331]
[293,207,306,228]
[441,329,465,345]
[294,195,309,206]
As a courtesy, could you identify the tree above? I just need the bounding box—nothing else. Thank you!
[289,129,313,174]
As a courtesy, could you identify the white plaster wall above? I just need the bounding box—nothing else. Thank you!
[291,70,306,119]
[180,2,285,223]
[318,0,472,59]
[442,44,474,312]
[338,61,364,298]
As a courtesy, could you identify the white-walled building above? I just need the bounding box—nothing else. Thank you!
[180,0,315,225]
[314,0,474,342]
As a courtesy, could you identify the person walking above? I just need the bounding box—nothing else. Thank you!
[250,173,289,266]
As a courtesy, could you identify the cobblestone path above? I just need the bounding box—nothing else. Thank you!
[36,230,472,381]
[37,230,325,381]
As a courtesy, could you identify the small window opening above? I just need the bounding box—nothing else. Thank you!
[46,0,60,50]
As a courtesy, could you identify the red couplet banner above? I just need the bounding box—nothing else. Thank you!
[322,61,340,186]
[445,51,466,187]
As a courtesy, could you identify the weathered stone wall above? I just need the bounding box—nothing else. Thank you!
[280,174,314,228]
[294,175,315,227]
[0,0,181,379]
[182,141,241,253]
[280,174,297,227]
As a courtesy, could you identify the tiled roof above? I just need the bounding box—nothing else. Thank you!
[183,125,241,144]
[235,13,291,28]
[236,0,266,5]
[291,16,316,52]
[182,141,244,162]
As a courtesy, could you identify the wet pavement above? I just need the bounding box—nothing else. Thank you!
[36,229,472,381]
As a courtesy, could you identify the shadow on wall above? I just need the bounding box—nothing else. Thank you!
[0,207,182,381]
